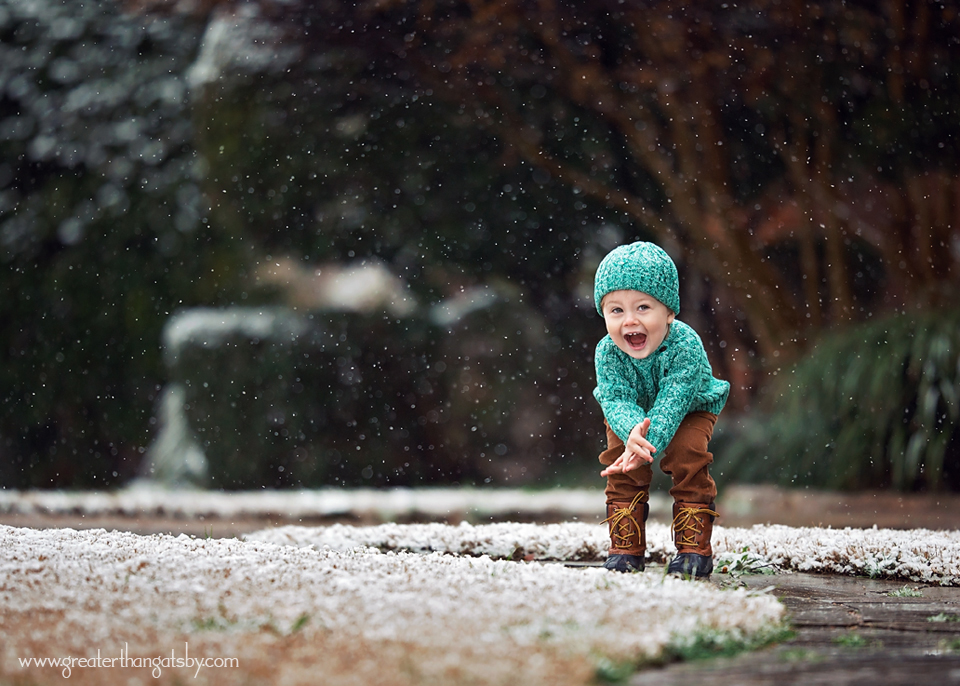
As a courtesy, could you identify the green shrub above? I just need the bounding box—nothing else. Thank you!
[721,309,960,491]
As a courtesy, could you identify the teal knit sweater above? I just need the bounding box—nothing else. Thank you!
[593,320,730,454]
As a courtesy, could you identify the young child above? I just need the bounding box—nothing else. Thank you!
[593,241,730,577]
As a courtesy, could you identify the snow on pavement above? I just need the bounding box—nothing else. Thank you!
[3,487,958,583]
[715,524,960,584]
[1,524,783,686]
[0,486,615,521]
[250,521,960,585]
[4,492,960,685]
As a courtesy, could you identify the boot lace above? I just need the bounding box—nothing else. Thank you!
[602,492,648,550]
[671,505,719,548]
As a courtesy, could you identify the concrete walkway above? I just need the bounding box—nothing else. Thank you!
[631,570,960,685]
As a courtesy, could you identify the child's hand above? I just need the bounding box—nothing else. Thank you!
[626,418,656,463]
[600,419,655,476]
[600,449,647,476]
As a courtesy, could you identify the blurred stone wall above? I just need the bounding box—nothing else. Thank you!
[145,298,603,489]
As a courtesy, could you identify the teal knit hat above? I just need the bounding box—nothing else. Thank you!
[594,241,680,315]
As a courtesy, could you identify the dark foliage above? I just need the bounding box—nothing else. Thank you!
[721,309,960,491]
[0,0,241,487]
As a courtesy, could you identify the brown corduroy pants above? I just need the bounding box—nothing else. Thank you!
[599,412,718,505]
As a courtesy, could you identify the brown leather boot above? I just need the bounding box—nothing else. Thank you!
[667,501,718,578]
[602,492,649,572]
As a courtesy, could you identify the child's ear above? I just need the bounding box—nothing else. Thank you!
[667,310,676,324]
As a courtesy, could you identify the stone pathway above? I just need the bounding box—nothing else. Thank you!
[6,486,960,684]
[630,570,960,685]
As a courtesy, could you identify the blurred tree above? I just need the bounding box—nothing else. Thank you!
[1,0,623,490]
[169,0,631,314]
[146,0,958,492]
[0,0,244,487]
[5,0,955,490]
[187,0,960,395]
[138,1,622,488]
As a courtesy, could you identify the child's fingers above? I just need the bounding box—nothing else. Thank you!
[629,447,654,467]
[600,452,625,476]
[601,451,636,475]
[600,442,654,476]
[627,436,656,458]
[600,462,623,476]
[616,450,652,474]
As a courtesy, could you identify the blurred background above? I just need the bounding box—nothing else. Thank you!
[2,0,958,497]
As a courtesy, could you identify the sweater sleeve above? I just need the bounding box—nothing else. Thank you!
[593,337,648,443]
[642,343,704,454]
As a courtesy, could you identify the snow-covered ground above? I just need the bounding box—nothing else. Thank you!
[4,486,960,684]
[3,485,954,583]
[0,486,621,521]
[3,487,958,583]
[0,524,784,686]
[251,520,960,585]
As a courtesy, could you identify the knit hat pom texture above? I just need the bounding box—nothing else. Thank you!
[594,241,680,315]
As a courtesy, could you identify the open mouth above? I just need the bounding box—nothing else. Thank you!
[624,332,647,350]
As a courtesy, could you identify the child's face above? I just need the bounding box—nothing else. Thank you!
[601,289,675,360]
